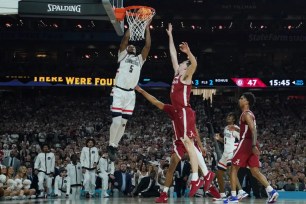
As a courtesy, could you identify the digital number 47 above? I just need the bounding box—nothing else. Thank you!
[247,79,257,86]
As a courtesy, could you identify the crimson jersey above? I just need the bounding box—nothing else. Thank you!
[239,110,256,140]
[170,75,191,107]
[163,104,196,141]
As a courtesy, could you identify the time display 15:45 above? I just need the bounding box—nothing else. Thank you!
[269,79,291,86]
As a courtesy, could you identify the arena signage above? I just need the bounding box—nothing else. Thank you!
[47,4,81,13]
[0,76,305,88]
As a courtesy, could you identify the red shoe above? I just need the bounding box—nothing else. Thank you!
[155,192,168,203]
[207,185,221,199]
[203,171,215,192]
[189,178,204,197]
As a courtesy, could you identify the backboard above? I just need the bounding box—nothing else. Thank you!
[0,0,124,36]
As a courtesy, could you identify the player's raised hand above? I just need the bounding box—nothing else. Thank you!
[179,42,190,54]
[166,23,173,36]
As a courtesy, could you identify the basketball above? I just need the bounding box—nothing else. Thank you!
[137,7,152,20]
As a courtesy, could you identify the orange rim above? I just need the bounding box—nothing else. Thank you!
[114,7,126,21]
[115,5,155,21]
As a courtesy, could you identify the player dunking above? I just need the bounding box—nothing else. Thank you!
[225,92,279,203]
[213,112,248,201]
[108,23,151,161]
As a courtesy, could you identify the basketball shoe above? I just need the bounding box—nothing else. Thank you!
[155,192,168,203]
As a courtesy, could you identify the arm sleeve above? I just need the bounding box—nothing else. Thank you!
[138,54,145,67]
[110,162,115,175]
[66,177,71,195]
[118,50,128,63]
[80,148,85,167]
[34,154,40,170]
[51,153,55,173]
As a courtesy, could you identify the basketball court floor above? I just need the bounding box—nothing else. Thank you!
[1,197,306,204]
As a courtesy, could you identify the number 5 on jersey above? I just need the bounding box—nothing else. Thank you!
[129,65,134,73]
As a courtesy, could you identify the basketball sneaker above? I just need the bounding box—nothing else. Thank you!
[267,189,279,203]
[206,185,221,200]
[107,145,117,161]
[237,190,249,200]
[203,171,215,192]
[189,178,205,197]
[155,192,168,203]
[223,196,239,203]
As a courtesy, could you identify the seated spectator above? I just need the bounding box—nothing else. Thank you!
[292,176,304,191]
[157,164,169,190]
[113,163,133,196]
[284,178,295,191]
[15,166,36,198]
[136,163,149,186]
[276,174,286,190]
[133,170,160,197]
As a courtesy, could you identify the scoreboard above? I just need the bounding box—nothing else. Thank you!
[0,76,305,88]
[190,78,305,88]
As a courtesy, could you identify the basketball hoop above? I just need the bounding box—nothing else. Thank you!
[115,6,155,41]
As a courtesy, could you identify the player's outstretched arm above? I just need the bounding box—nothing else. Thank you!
[141,22,151,60]
[135,86,164,110]
[119,29,130,52]
[180,42,197,81]
[166,23,179,73]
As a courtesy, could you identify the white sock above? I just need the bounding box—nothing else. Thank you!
[109,116,122,147]
[194,144,209,176]
[220,192,226,197]
[238,189,244,194]
[113,118,128,147]
[266,185,273,193]
[231,191,237,196]
[191,173,199,181]
[163,187,169,193]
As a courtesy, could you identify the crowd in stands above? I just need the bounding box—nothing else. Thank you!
[0,89,305,200]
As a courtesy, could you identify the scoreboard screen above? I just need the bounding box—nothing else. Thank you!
[0,76,305,88]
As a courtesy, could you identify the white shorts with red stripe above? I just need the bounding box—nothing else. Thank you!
[111,87,135,115]
[217,143,238,171]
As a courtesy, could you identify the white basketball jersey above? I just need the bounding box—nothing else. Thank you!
[223,125,240,153]
[115,49,145,89]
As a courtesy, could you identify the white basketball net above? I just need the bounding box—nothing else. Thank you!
[126,7,155,41]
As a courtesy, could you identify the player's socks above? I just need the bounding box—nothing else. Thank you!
[193,144,209,175]
[191,173,199,181]
[163,187,169,193]
[266,185,273,193]
[109,116,122,146]
[113,118,128,146]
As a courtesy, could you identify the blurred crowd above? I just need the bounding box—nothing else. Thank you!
[0,90,305,200]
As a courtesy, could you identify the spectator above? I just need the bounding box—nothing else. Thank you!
[174,154,191,197]
[113,163,133,196]
[2,150,20,174]
[133,170,160,197]
[284,178,295,191]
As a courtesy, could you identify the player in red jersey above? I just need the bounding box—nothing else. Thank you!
[225,92,279,204]
[135,86,218,203]
[140,23,214,203]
